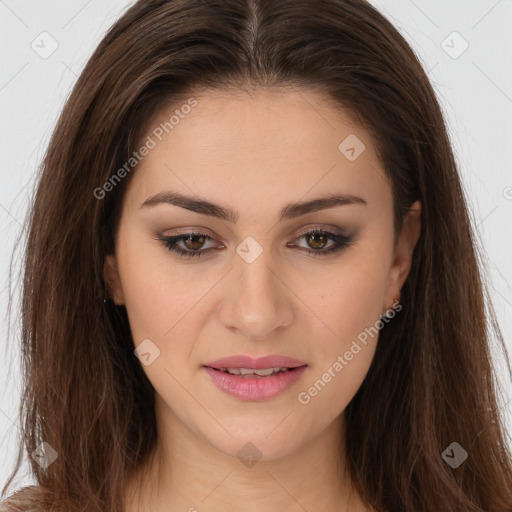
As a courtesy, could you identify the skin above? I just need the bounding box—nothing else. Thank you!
[104,86,421,512]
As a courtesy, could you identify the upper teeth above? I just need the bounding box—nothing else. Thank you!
[219,367,289,376]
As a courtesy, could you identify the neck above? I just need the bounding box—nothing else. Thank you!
[123,402,370,512]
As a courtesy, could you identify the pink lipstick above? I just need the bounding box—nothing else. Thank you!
[203,354,308,401]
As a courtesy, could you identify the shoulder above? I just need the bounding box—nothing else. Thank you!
[0,485,42,511]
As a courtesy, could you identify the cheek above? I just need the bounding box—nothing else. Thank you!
[115,229,210,350]
[116,242,212,408]
[312,250,390,343]
[297,248,391,410]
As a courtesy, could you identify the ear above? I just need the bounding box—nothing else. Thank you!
[383,200,421,311]
[104,254,125,305]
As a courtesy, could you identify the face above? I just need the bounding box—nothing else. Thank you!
[104,87,420,462]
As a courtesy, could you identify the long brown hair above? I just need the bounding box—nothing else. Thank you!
[2,0,512,510]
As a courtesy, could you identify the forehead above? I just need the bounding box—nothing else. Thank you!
[124,86,391,217]
[147,86,369,154]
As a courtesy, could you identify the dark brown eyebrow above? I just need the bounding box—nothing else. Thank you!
[140,191,367,223]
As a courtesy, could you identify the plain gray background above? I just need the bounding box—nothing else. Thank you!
[1,0,511,491]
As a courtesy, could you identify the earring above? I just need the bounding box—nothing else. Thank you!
[380,297,400,321]
[103,297,122,307]
[103,298,125,323]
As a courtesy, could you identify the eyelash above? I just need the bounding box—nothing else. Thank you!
[155,228,354,259]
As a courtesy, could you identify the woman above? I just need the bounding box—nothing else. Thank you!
[2,0,511,511]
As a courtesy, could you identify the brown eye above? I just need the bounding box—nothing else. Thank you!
[182,234,207,251]
[156,231,219,259]
[305,232,330,250]
[157,228,354,260]
[291,228,355,257]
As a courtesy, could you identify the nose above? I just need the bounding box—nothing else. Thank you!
[217,252,294,340]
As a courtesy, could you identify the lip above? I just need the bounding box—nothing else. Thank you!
[204,354,307,370]
[202,354,308,402]
[203,365,308,401]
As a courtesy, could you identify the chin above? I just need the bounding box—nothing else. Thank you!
[199,421,305,464]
